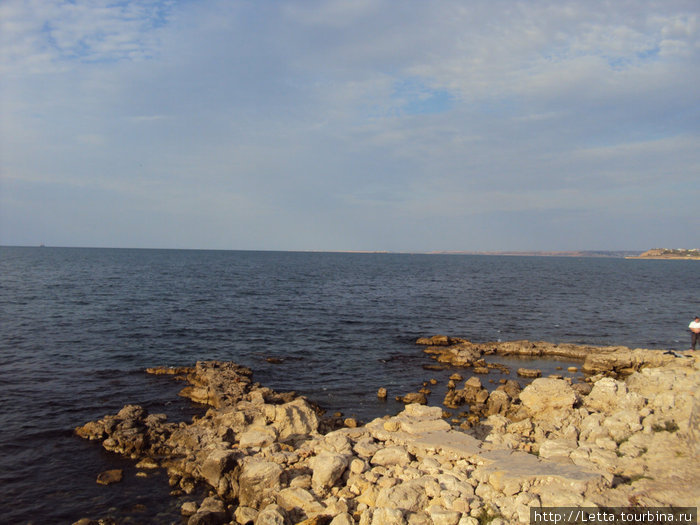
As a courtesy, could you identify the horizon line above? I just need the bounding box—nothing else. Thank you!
[0,244,649,256]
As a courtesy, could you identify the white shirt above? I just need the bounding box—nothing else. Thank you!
[690,320,700,331]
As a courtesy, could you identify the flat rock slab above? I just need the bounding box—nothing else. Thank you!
[368,419,607,499]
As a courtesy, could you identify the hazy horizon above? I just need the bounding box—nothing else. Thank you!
[2,1,698,252]
[0,244,657,254]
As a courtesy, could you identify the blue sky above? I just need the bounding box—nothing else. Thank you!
[1,0,698,251]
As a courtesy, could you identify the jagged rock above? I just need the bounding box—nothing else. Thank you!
[398,392,428,405]
[370,446,412,467]
[416,335,461,346]
[238,460,283,508]
[187,496,228,525]
[329,513,354,525]
[427,505,461,525]
[234,506,259,524]
[498,379,521,399]
[200,448,237,489]
[76,353,700,525]
[181,501,198,516]
[426,343,482,367]
[239,426,278,448]
[584,378,643,414]
[255,504,286,525]
[485,390,510,416]
[276,487,325,517]
[375,482,428,512]
[519,378,577,416]
[272,398,319,441]
[311,453,349,494]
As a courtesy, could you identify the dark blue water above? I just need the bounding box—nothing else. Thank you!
[1,247,697,523]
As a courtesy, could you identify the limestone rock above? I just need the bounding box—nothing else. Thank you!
[399,392,428,405]
[371,507,405,524]
[517,368,542,378]
[427,505,462,525]
[486,390,510,416]
[276,487,325,516]
[371,446,412,467]
[239,426,278,448]
[96,469,123,485]
[519,378,577,416]
[188,496,228,525]
[273,398,319,441]
[238,460,283,508]
[311,453,349,494]
[375,482,428,512]
[416,335,454,346]
[329,513,354,525]
[200,448,237,489]
[584,378,643,414]
[255,504,286,525]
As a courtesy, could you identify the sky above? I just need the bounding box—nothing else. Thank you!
[1,0,698,252]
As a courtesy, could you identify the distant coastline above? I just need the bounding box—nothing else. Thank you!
[427,250,642,258]
[625,248,700,260]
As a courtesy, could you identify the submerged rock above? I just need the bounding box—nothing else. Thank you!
[516,368,541,378]
[96,469,123,486]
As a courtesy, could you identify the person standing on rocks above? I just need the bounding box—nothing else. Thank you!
[689,316,700,350]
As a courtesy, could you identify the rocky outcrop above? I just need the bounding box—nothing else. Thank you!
[419,338,685,378]
[75,349,700,525]
[476,356,700,509]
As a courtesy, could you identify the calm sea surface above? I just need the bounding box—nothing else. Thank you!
[0,247,697,523]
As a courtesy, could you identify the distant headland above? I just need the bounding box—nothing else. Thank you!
[626,248,700,260]
[427,250,642,258]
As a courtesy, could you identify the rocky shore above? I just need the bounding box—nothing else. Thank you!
[74,340,700,525]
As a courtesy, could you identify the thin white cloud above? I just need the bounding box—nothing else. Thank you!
[0,0,174,73]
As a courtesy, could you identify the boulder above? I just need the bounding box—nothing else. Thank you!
[371,507,405,524]
[239,426,278,448]
[519,378,577,416]
[188,496,228,525]
[254,504,286,525]
[486,390,510,416]
[427,505,462,525]
[272,398,319,441]
[584,378,643,414]
[276,487,325,516]
[234,506,259,524]
[238,460,283,508]
[375,482,428,512]
[370,446,412,467]
[200,449,237,489]
[329,514,354,525]
[311,453,349,494]
[399,392,428,405]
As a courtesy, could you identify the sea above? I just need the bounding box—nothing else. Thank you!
[0,246,697,524]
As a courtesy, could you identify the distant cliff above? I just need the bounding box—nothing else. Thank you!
[627,248,700,260]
